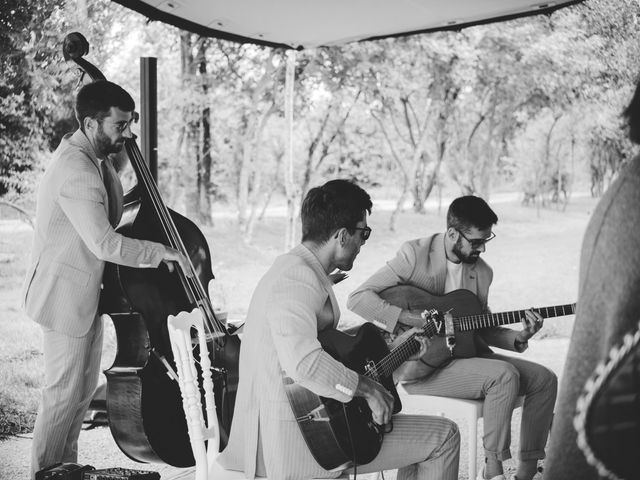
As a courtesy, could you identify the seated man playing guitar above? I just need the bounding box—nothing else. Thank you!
[218,179,460,480]
[347,195,557,480]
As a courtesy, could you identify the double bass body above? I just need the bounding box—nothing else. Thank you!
[100,184,240,467]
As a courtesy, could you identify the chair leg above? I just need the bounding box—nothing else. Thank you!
[469,411,478,480]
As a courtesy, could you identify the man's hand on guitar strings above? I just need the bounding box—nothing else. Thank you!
[516,308,544,344]
[355,375,394,426]
[389,327,430,361]
[397,309,428,329]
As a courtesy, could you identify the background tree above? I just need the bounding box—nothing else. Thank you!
[3,0,640,247]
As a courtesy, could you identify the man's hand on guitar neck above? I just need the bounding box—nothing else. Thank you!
[355,375,394,426]
[515,308,545,347]
[390,327,430,361]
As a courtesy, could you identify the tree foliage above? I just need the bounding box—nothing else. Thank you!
[2,0,640,242]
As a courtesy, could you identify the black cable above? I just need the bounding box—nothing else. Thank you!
[342,402,357,479]
[343,402,393,480]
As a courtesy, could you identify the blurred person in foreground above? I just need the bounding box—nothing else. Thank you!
[218,179,461,479]
[348,195,557,480]
[22,80,188,479]
[545,77,640,480]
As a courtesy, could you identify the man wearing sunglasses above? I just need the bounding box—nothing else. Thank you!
[348,195,557,480]
[219,180,460,480]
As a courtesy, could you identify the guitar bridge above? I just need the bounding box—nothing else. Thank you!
[364,360,380,383]
[296,404,330,423]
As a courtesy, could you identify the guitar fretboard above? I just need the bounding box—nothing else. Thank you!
[456,303,576,332]
[367,302,576,380]
[373,317,439,378]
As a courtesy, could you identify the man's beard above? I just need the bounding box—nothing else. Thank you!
[95,124,124,156]
[452,238,480,264]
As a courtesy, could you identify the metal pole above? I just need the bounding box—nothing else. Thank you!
[140,57,158,181]
[284,50,297,251]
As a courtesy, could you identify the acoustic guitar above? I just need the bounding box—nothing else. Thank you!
[283,311,439,471]
[379,285,576,380]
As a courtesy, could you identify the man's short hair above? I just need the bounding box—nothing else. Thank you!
[301,179,372,243]
[75,80,135,130]
[446,195,498,232]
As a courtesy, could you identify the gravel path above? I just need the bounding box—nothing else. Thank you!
[0,338,568,480]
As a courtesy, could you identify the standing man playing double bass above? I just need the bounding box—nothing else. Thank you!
[22,80,189,479]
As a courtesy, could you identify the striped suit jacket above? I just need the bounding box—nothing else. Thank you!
[347,233,520,353]
[218,244,359,479]
[22,129,166,337]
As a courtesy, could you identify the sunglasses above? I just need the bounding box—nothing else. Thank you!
[352,226,372,240]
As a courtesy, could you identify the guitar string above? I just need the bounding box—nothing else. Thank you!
[371,303,576,375]
[127,141,225,338]
[453,304,576,331]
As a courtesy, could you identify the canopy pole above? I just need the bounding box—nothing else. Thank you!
[140,57,158,180]
[284,49,297,251]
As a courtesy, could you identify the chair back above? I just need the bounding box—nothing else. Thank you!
[168,308,220,480]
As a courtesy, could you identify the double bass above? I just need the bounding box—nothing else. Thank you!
[62,32,240,467]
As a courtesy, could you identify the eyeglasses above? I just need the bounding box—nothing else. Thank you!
[457,229,495,249]
[102,115,138,133]
[352,226,372,241]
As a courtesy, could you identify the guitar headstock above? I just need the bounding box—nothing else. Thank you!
[420,308,442,337]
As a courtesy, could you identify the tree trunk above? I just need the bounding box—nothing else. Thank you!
[197,39,213,226]
[179,32,200,216]
[283,50,297,251]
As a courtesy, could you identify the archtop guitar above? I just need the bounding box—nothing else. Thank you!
[380,285,576,380]
[283,311,439,470]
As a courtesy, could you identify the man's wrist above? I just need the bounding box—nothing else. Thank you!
[398,310,423,328]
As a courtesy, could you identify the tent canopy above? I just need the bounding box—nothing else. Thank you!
[112,0,584,50]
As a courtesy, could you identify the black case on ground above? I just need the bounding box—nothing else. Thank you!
[35,463,95,480]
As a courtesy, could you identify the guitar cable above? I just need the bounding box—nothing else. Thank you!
[342,402,358,479]
[341,402,390,480]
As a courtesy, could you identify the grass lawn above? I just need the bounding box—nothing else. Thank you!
[0,192,597,478]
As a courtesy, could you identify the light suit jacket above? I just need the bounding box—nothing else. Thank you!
[22,129,166,337]
[218,245,359,479]
[347,233,520,353]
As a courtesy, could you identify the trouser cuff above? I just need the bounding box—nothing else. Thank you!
[519,449,545,461]
[484,448,512,461]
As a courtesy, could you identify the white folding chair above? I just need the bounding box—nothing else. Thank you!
[397,383,525,480]
[167,308,221,480]
[167,309,348,480]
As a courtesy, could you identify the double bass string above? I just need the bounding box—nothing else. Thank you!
[129,142,224,338]
[125,140,225,339]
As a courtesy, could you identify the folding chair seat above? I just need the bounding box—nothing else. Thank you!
[396,383,525,480]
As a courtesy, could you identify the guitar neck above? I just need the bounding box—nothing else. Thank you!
[373,321,438,378]
[456,303,576,332]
